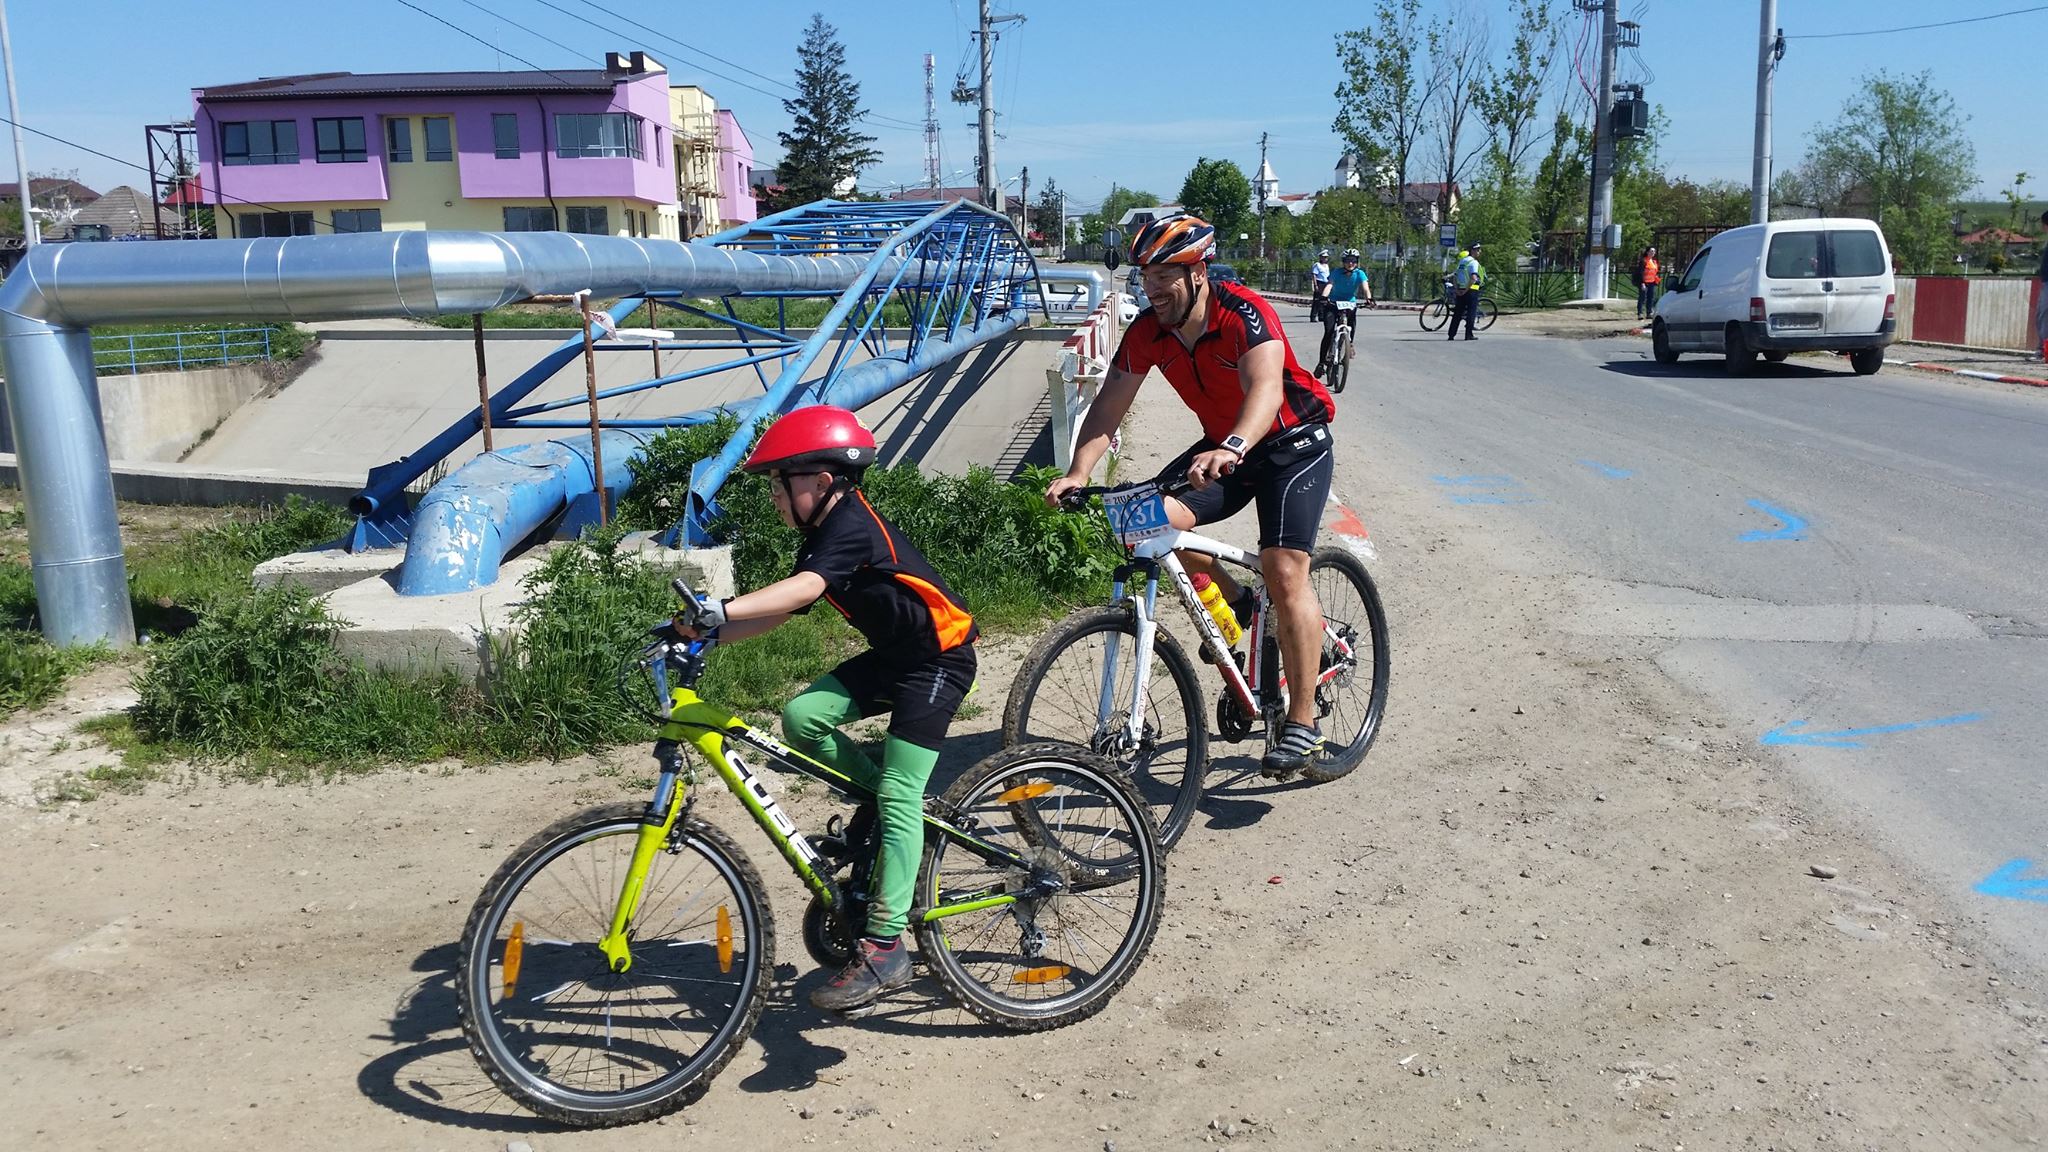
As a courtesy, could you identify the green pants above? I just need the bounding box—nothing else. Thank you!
[781,674,941,940]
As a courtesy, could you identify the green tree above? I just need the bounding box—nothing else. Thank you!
[1803,70,1976,273]
[1178,157,1253,244]
[772,14,881,209]
[1999,171,2032,229]
[1528,107,1589,258]
[1475,0,1559,174]
[1334,0,1434,251]
[1079,186,1161,246]
[1303,188,1400,251]
[1030,178,1063,243]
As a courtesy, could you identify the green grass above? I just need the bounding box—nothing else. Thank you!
[0,630,106,717]
[90,322,314,375]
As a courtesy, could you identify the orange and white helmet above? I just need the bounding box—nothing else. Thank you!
[1128,213,1216,267]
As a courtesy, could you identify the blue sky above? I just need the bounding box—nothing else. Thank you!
[9,1,2039,212]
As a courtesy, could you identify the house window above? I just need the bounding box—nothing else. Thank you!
[503,206,557,231]
[220,119,299,166]
[492,113,520,159]
[332,208,382,233]
[654,127,664,163]
[385,118,413,163]
[237,211,315,237]
[423,116,453,162]
[565,206,610,235]
[314,117,368,164]
[554,113,644,159]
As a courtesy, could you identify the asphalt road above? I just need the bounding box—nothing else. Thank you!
[1290,303,2048,977]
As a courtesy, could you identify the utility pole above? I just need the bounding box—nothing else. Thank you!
[1057,185,1067,261]
[974,0,1024,213]
[1578,0,1618,301]
[1257,131,1269,257]
[1750,1,1783,225]
[923,53,942,194]
[0,0,36,248]
[1019,165,1030,239]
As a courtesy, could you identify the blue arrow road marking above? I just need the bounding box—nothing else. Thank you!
[1740,498,1809,541]
[1432,474,1517,487]
[1975,860,2048,904]
[1760,711,1986,749]
[1577,460,1633,478]
[1452,494,1546,505]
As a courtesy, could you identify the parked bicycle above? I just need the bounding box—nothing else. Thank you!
[1419,278,1499,333]
[1003,477,1390,849]
[457,575,1165,1127]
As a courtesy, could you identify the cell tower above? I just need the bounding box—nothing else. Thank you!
[923,53,942,193]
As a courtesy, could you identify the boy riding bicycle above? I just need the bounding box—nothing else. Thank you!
[1046,212,1339,778]
[681,405,978,1010]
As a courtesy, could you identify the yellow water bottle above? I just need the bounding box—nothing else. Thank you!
[1191,572,1243,647]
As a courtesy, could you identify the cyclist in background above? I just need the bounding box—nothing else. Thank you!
[1316,247,1373,378]
[1447,242,1485,342]
[1309,249,1332,322]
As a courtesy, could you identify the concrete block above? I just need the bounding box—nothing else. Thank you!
[621,534,734,600]
[321,554,546,680]
[252,548,404,594]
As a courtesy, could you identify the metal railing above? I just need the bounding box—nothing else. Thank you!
[91,327,275,376]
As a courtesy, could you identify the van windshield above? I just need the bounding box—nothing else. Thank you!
[1829,230,1887,277]
[1766,232,1823,280]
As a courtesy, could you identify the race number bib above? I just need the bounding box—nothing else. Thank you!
[1100,485,1172,546]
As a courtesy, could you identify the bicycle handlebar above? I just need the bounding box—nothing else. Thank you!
[1057,474,1197,513]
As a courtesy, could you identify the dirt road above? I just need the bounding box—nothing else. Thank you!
[3,378,2043,1151]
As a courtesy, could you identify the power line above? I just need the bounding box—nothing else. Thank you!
[390,0,589,88]
[1786,3,2048,39]
[451,0,587,61]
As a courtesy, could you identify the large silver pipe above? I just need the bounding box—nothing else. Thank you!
[0,232,965,647]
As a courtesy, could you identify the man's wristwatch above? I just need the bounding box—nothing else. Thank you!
[1218,434,1249,461]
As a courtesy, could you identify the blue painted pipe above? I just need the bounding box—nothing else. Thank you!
[396,429,654,596]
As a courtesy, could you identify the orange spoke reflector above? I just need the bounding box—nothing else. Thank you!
[1010,964,1071,985]
[502,921,525,1000]
[995,781,1054,803]
[716,905,734,974]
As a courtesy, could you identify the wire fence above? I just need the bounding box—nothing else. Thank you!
[92,327,276,376]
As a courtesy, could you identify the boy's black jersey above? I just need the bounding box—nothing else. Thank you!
[794,491,977,668]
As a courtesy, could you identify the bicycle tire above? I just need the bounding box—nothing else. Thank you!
[1002,605,1207,850]
[1332,328,1352,393]
[1297,546,1391,783]
[458,804,773,1127]
[916,742,1164,1031]
[1419,300,1449,331]
[1477,297,1499,331]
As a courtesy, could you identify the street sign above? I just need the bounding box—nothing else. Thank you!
[1438,223,1457,249]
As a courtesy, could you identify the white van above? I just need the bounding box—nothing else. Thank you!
[1652,218,1896,375]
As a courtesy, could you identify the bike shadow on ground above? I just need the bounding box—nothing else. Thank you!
[1195,752,1309,833]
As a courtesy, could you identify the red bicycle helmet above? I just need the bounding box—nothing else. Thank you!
[742,404,878,475]
[1128,213,1216,267]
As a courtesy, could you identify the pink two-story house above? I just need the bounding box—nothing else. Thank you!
[193,52,680,239]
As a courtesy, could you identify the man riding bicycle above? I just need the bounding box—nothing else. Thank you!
[1316,248,1373,379]
[1309,249,1332,322]
[1045,213,1338,778]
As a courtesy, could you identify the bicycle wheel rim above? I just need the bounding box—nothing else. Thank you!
[1479,300,1499,330]
[464,818,762,1117]
[1306,550,1389,765]
[1005,612,1205,848]
[922,751,1161,1024]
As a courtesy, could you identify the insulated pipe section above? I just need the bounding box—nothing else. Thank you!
[0,232,928,646]
[396,429,654,596]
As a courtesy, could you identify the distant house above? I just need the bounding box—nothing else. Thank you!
[1957,226,2040,267]
[885,185,982,205]
[1,176,100,238]
[192,52,680,239]
[1116,203,1183,231]
[1388,182,1459,232]
[64,186,182,241]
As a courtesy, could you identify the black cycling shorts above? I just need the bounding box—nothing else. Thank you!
[829,645,978,751]
[1155,423,1335,554]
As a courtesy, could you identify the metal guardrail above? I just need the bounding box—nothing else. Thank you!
[91,327,274,376]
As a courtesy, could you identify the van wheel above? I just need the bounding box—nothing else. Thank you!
[1652,321,1679,364]
[1849,348,1884,376]
[1763,351,1789,363]
[1723,325,1756,377]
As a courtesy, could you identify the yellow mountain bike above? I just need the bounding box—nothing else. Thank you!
[456,576,1165,1127]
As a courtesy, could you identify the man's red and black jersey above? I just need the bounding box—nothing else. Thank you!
[794,490,977,669]
[1111,278,1336,444]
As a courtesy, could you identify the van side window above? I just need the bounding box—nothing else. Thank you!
[1766,232,1823,279]
[1828,230,1887,277]
[1677,248,1710,292]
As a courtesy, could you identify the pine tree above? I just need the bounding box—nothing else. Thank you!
[773,14,881,208]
